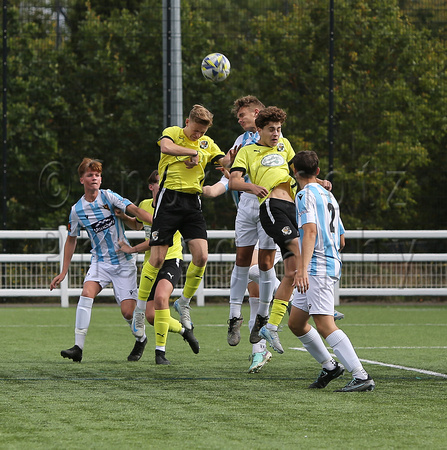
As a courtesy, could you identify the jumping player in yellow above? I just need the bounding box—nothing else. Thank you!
[131,105,232,336]
[118,170,199,364]
[230,106,300,355]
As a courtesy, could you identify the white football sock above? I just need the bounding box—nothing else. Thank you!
[229,265,249,318]
[229,304,243,319]
[74,296,93,349]
[252,340,266,353]
[248,297,260,331]
[326,329,367,379]
[298,326,333,365]
[136,299,147,311]
[258,268,275,316]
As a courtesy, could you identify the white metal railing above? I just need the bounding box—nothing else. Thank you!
[1,227,447,307]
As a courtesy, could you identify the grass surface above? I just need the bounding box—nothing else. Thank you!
[1,304,446,449]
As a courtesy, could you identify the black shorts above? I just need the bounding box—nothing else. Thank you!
[259,198,299,260]
[150,188,207,246]
[147,258,183,301]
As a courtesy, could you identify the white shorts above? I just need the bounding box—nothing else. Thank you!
[84,258,138,304]
[254,241,283,265]
[235,194,276,250]
[291,275,338,315]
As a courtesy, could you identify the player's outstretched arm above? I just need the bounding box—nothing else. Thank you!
[218,151,233,169]
[294,223,316,294]
[229,171,268,198]
[340,233,346,251]
[202,182,227,198]
[50,235,77,290]
[115,208,144,230]
[118,239,150,254]
[316,178,332,191]
[125,203,153,225]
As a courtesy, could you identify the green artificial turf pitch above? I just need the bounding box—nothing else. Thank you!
[0,303,446,449]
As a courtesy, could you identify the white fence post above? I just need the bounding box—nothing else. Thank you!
[196,279,205,307]
[58,225,69,308]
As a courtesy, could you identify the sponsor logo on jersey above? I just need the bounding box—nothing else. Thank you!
[281,226,292,236]
[261,154,285,167]
[277,142,285,152]
[91,216,115,233]
[199,140,209,149]
[102,204,110,211]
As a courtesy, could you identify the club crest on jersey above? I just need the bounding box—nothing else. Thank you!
[199,140,209,149]
[277,142,285,152]
[151,230,159,241]
[261,154,285,167]
[101,204,110,211]
[281,226,292,236]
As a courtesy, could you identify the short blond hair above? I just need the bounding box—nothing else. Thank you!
[188,104,214,127]
[78,158,102,178]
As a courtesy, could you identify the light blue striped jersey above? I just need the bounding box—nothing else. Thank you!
[296,183,345,279]
[68,189,133,265]
[232,130,259,149]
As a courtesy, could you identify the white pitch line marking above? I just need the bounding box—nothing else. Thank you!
[358,358,447,378]
[354,346,447,349]
[340,323,447,327]
[290,347,447,378]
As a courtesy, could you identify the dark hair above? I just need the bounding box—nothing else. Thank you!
[291,151,319,177]
[147,170,159,185]
[231,95,265,116]
[255,106,287,129]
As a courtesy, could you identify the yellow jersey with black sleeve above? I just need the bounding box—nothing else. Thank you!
[157,126,225,194]
[230,137,297,204]
[138,198,183,265]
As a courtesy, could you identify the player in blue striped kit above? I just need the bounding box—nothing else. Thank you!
[50,158,153,362]
[288,150,375,391]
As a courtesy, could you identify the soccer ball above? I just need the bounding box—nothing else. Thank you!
[201,53,231,83]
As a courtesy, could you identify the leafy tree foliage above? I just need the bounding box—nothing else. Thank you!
[2,0,446,233]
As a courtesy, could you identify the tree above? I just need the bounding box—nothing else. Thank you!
[204,0,445,229]
[2,0,446,233]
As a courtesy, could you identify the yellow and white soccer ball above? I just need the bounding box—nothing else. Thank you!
[201,53,231,83]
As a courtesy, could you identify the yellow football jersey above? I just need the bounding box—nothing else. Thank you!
[138,198,183,264]
[157,126,225,194]
[231,137,297,204]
